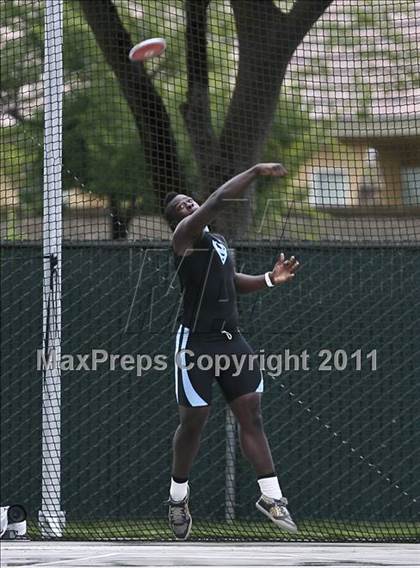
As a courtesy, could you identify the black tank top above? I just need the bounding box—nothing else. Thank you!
[174,230,239,333]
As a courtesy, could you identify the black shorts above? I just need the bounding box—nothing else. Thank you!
[174,325,264,407]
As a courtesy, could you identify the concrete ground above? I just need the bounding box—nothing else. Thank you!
[1,541,419,568]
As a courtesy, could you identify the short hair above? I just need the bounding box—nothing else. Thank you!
[163,192,180,230]
[163,192,179,209]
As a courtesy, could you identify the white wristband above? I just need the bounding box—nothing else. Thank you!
[264,271,274,288]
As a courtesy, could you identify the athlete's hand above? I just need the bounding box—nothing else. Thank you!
[254,163,288,177]
[269,253,300,285]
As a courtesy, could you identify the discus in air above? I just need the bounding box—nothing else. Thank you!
[129,38,167,62]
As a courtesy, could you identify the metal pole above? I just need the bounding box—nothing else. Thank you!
[225,246,237,522]
[225,407,236,522]
[38,0,65,538]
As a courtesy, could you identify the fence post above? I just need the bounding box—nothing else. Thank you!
[225,407,236,522]
[38,0,65,538]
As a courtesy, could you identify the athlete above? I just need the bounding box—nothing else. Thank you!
[163,163,300,540]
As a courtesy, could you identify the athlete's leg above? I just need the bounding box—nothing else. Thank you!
[229,392,274,476]
[229,390,297,532]
[169,328,213,539]
[168,405,209,540]
[208,331,297,531]
[172,328,213,481]
[172,405,210,479]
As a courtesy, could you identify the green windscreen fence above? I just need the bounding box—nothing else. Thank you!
[1,0,419,542]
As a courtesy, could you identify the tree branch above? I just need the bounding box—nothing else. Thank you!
[79,0,185,210]
[212,0,333,237]
[180,0,217,192]
[219,0,287,168]
[289,0,335,43]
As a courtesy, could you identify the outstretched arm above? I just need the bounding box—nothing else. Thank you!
[235,254,300,293]
[172,163,287,255]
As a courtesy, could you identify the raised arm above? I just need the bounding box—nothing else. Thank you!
[234,254,300,293]
[172,163,287,255]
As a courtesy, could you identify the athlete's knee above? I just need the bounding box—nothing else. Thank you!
[179,406,210,433]
[232,393,264,432]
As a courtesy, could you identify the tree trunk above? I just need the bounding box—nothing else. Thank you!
[109,195,131,240]
[180,0,216,191]
[79,0,186,221]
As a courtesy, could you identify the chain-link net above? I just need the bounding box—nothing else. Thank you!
[1,0,419,542]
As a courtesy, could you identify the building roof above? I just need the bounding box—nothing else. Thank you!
[335,115,420,143]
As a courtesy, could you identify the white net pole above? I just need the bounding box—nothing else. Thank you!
[38,0,65,538]
[225,246,237,522]
[225,407,236,522]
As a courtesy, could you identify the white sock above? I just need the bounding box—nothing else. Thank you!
[170,478,188,502]
[258,475,282,500]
